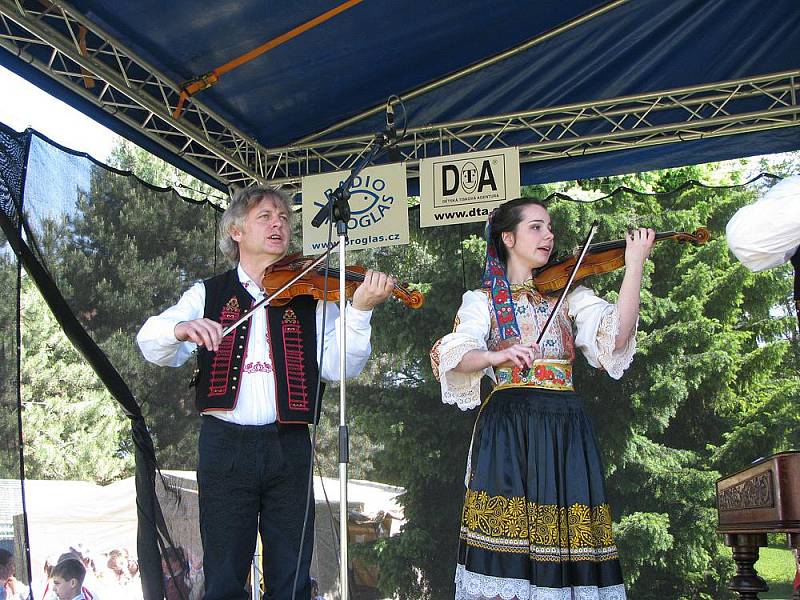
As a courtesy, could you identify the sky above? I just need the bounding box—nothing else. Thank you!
[0,64,118,162]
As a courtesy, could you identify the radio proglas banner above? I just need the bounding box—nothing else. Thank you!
[302,163,409,254]
[419,148,520,227]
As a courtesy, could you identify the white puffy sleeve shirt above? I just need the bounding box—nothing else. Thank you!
[136,265,373,425]
[431,285,637,410]
[726,175,800,272]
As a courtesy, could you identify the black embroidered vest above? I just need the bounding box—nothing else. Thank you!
[195,269,324,424]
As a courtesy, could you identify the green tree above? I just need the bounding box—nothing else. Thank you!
[347,160,798,599]
[589,165,797,599]
[16,275,134,482]
[39,141,222,468]
[0,252,21,478]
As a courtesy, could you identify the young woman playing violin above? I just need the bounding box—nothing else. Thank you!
[137,186,394,600]
[431,197,654,600]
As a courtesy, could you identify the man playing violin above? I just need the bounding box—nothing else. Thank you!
[136,185,394,600]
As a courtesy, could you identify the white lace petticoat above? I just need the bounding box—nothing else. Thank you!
[454,565,627,600]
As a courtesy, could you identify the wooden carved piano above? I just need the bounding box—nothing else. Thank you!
[716,451,800,599]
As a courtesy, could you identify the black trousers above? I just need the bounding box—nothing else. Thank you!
[197,416,314,600]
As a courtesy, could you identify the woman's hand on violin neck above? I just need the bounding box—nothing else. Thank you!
[624,228,656,268]
[175,318,224,352]
[351,269,396,311]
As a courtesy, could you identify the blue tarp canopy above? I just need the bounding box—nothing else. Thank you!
[1,0,799,190]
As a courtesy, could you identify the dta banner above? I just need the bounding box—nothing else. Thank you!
[419,147,520,227]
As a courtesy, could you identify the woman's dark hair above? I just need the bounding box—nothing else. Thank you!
[489,197,548,265]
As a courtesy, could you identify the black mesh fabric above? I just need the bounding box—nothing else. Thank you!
[0,123,29,589]
[0,125,221,599]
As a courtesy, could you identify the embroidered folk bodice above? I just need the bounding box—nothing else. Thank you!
[430,285,638,410]
[485,284,576,362]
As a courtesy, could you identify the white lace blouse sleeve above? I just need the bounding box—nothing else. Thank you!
[568,285,636,379]
[430,290,492,410]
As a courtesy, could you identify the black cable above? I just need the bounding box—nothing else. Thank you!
[315,452,342,556]
[386,94,407,160]
[534,172,783,204]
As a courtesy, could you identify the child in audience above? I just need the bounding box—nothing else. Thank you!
[50,558,86,600]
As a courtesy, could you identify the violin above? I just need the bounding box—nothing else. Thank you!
[262,253,425,309]
[533,227,710,293]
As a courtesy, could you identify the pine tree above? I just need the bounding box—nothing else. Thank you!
[40,141,222,468]
[16,275,134,482]
[347,160,798,599]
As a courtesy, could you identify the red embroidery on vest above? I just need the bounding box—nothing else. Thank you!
[209,296,240,396]
[282,309,309,411]
[243,361,273,374]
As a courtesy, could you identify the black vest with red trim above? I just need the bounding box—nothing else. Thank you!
[194,269,324,424]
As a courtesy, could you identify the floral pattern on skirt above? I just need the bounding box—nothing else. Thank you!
[455,388,626,600]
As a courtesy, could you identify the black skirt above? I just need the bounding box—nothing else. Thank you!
[455,387,626,600]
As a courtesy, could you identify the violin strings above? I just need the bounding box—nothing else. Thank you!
[313,266,404,292]
[580,230,680,254]
[314,266,365,282]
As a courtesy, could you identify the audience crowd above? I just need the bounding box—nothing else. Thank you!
[1,542,206,600]
[2,542,334,599]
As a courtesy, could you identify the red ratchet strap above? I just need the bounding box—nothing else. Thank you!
[173,0,364,118]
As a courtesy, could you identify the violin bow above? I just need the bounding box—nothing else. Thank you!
[220,243,339,338]
[535,220,599,346]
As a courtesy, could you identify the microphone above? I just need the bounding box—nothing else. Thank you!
[386,101,395,136]
[385,99,401,162]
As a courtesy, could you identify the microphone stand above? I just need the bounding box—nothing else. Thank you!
[310,130,393,600]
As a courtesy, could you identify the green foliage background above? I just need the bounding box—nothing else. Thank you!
[1,141,797,599]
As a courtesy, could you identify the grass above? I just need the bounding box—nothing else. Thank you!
[755,545,796,600]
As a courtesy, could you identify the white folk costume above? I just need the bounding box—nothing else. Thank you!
[137,262,373,600]
[726,175,800,272]
[726,174,800,325]
[432,278,636,599]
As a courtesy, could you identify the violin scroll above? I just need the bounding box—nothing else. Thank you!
[673,227,710,245]
[399,287,425,309]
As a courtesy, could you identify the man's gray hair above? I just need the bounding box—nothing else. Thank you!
[218,186,293,264]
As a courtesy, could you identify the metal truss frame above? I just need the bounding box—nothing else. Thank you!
[275,69,800,188]
[0,0,270,189]
[1,0,798,193]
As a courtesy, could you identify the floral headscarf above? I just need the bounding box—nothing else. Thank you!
[481,210,521,341]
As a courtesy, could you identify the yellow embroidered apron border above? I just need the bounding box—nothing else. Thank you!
[459,529,620,562]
